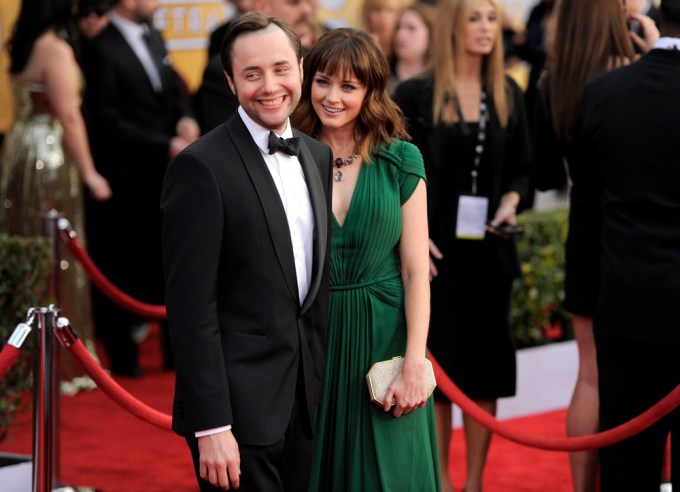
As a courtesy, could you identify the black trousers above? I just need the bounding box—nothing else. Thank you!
[185,375,313,491]
[596,333,680,491]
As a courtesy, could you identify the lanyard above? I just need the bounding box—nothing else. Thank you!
[454,88,488,195]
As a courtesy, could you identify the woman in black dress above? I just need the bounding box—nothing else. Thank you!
[394,0,530,490]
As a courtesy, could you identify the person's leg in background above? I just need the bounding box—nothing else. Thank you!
[567,314,599,492]
[462,399,496,492]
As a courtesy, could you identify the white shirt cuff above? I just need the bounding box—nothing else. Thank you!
[195,425,232,438]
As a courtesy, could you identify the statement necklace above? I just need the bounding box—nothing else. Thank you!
[333,154,359,181]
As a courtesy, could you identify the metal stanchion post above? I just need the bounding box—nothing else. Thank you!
[35,212,97,492]
[31,306,59,492]
[43,210,60,303]
[44,211,63,490]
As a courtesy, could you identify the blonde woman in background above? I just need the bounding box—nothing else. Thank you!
[394,0,530,490]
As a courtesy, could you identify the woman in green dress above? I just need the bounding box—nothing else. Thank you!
[292,28,440,491]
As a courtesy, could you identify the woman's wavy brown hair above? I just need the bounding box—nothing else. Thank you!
[292,28,409,162]
[547,0,635,141]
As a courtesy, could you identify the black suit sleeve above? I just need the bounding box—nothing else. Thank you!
[571,82,604,266]
[501,77,532,212]
[208,23,229,59]
[161,150,233,432]
[530,85,568,191]
[194,55,239,134]
[393,78,426,137]
[311,141,333,395]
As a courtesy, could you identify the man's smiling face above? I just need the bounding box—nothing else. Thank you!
[227,24,303,134]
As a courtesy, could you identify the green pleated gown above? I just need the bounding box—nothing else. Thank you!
[310,140,441,492]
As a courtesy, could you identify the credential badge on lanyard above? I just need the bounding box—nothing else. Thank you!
[456,87,489,240]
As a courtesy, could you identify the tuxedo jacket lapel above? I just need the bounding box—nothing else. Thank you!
[296,132,327,314]
[226,117,301,305]
[146,29,174,92]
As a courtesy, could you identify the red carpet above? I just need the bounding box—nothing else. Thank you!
[0,326,574,491]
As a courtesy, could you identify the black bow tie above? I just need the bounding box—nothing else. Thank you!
[268,131,301,157]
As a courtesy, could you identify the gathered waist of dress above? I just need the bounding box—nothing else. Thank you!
[330,272,401,291]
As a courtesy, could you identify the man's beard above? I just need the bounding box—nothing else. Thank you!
[134,8,153,24]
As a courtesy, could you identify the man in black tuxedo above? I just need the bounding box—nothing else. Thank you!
[575,1,680,489]
[83,0,199,376]
[161,14,332,492]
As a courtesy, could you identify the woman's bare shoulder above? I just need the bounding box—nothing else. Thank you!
[34,31,73,60]
[15,31,76,85]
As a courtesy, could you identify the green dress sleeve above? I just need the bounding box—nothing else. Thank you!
[393,140,427,205]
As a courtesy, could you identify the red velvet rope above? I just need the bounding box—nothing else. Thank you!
[429,352,680,451]
[68,338,172,431]
[55,222,680,449]
[0,344,21,383]
[58,228,167,319]
[62,336,680,446]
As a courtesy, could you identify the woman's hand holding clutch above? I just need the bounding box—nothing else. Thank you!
[384,357,430,418]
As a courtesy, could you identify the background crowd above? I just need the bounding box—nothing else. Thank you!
[0,0,678,490]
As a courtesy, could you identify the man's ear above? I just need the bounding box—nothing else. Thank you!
[225,72,236,96]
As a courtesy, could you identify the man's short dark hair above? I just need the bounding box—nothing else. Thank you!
[661,0,680,27]
[77,0,113,18]
[220,13,302,79]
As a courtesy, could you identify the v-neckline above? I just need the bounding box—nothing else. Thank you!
[332,161,366,229]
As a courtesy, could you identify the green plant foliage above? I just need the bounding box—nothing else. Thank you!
[511,209,571,348]
[0,235,52,437]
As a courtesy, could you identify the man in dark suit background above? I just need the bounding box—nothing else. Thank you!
[161,14,332,492]
[194,0,318,133]
[575,1,680,489]
[83,0,199,376]
[206,0,253,59]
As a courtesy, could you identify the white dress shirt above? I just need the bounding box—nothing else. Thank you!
[109,12,163,92]
[238,106,314,303]
[195,107,315,438]
[654,37,680,51]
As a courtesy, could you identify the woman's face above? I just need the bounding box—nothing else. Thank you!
[366,0,400,48]
[311,69,368,133]
[624,0,643,16]
[463,0,498,57]
[394,9,430,63]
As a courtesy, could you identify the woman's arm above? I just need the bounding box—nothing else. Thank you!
[43,38,111,200]
[490,190,521,227]
[384,179,432,417]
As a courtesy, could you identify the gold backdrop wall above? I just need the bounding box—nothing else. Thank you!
[0,0,20,135]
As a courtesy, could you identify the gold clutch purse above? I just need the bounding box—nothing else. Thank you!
[365,356,437,407]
